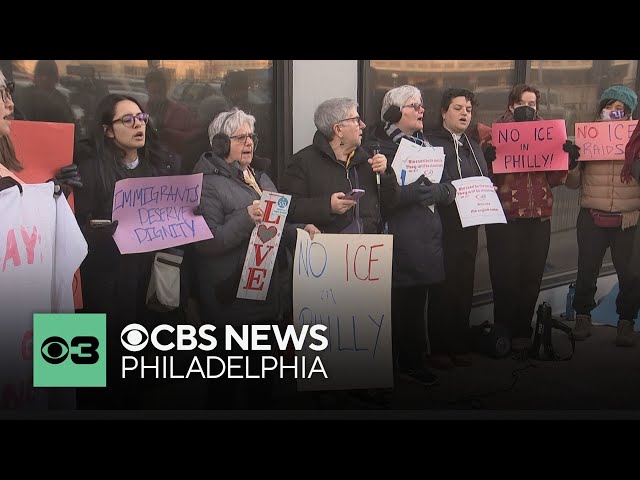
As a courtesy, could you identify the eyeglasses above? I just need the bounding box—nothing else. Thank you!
[0,82,14,103]
[338,116,362,125]
[402,103,424,111]
[112,112,150,128]
[230,133,258,145]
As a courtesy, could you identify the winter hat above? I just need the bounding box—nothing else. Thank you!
[600,85,638,112]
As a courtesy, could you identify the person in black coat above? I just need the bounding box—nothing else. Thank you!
[74,94,179,409]
[281,97,396,234]
[364,85,455,387]
[425,88,489,370]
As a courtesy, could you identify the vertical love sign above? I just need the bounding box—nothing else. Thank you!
[236,191,291,301]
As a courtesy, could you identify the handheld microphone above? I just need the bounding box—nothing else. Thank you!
[371,142,381,186]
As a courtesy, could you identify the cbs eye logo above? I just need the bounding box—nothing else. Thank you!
[40,335,100,365]
[120,324,149,352]
[33,313,106,388]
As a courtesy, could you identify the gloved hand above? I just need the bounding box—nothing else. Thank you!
[419,177,455,206]
[84,219,118,248]
[193,205,204,216]
[563,140,581,169]
[398,175,453,207]
[484,145,497,163]
[55,164,83,189]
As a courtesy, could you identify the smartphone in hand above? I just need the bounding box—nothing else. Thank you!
[343,189,365,201]
[90,219,113,228]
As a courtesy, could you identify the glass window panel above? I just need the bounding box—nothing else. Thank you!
[9,60,274,177]
[367,60,516,295]
[529,60,638,284]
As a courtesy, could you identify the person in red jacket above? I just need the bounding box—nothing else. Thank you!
[483,84,577,352]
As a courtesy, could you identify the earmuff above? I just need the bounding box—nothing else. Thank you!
[210,111,234,158]
[383,105,402,123]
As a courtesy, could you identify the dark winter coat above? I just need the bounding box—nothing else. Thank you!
[281,130,398,233]
[192,151,297,326]
[365,123,445,287]
[74,139,177,330]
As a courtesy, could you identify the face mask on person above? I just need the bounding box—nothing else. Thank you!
[513,105,536,122]
[601,108,625,121]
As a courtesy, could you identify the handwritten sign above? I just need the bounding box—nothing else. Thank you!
[0,184,86,408]
[9,120,83,309]
[492,119,568,173]
[575,120,638,161]
[452,176,506,228]
[111,174,213,254]
[293,230,393,391]
[236,191,291,301]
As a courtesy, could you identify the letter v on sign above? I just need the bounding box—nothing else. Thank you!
[254,244,274,266]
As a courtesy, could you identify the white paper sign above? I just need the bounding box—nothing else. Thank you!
[452,176,506,228]
[236,191,291,301]
[293,230,393,391]
[391,138,445,212]
[0,184,87,409]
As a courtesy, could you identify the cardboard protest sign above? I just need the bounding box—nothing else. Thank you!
[293,230,393,391]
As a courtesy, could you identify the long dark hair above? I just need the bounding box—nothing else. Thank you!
[0,135,23,172]
[90,94,172,195]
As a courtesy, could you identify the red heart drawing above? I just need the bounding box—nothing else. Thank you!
[257,224,278,244]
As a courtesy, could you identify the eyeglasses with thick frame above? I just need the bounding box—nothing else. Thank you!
[0,82,14,103]
[229,133,258,145]
[337,116,362,125]
[402,103,424,112]
[111,112,150,128]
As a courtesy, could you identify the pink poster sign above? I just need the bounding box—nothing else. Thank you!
[111,173,213,254]
[492,119,568,173]
[574,120,638,161]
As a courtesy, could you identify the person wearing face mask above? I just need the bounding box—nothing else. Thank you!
[482,84,572,353]
[363,85,454,386]
[565,84,640,347]
[424,88,488,370]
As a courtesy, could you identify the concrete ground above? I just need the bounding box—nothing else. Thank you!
[272,322,640,416]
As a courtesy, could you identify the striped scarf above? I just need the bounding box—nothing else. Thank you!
[384,122,428,146]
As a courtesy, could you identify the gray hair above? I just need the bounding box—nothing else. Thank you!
[0,69,6,88]
[381,85,422,121]
[208,107,256,145]
[314,97,358,139]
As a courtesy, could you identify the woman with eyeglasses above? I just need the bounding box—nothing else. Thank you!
[73,93,181,409]
[0,69,82,191]
[193,108,319,409]
[282,97,394,234]
[364,85,454,387]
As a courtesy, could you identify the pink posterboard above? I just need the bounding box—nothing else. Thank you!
[8,120,83,309]
[574,120,638,161]
[111,173,213,254]
[492,119,568,173]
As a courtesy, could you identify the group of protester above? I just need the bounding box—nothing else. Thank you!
[3,64,640,409]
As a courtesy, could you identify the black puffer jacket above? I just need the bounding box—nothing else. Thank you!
[364,123,445,287]
[281,130,397,233]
